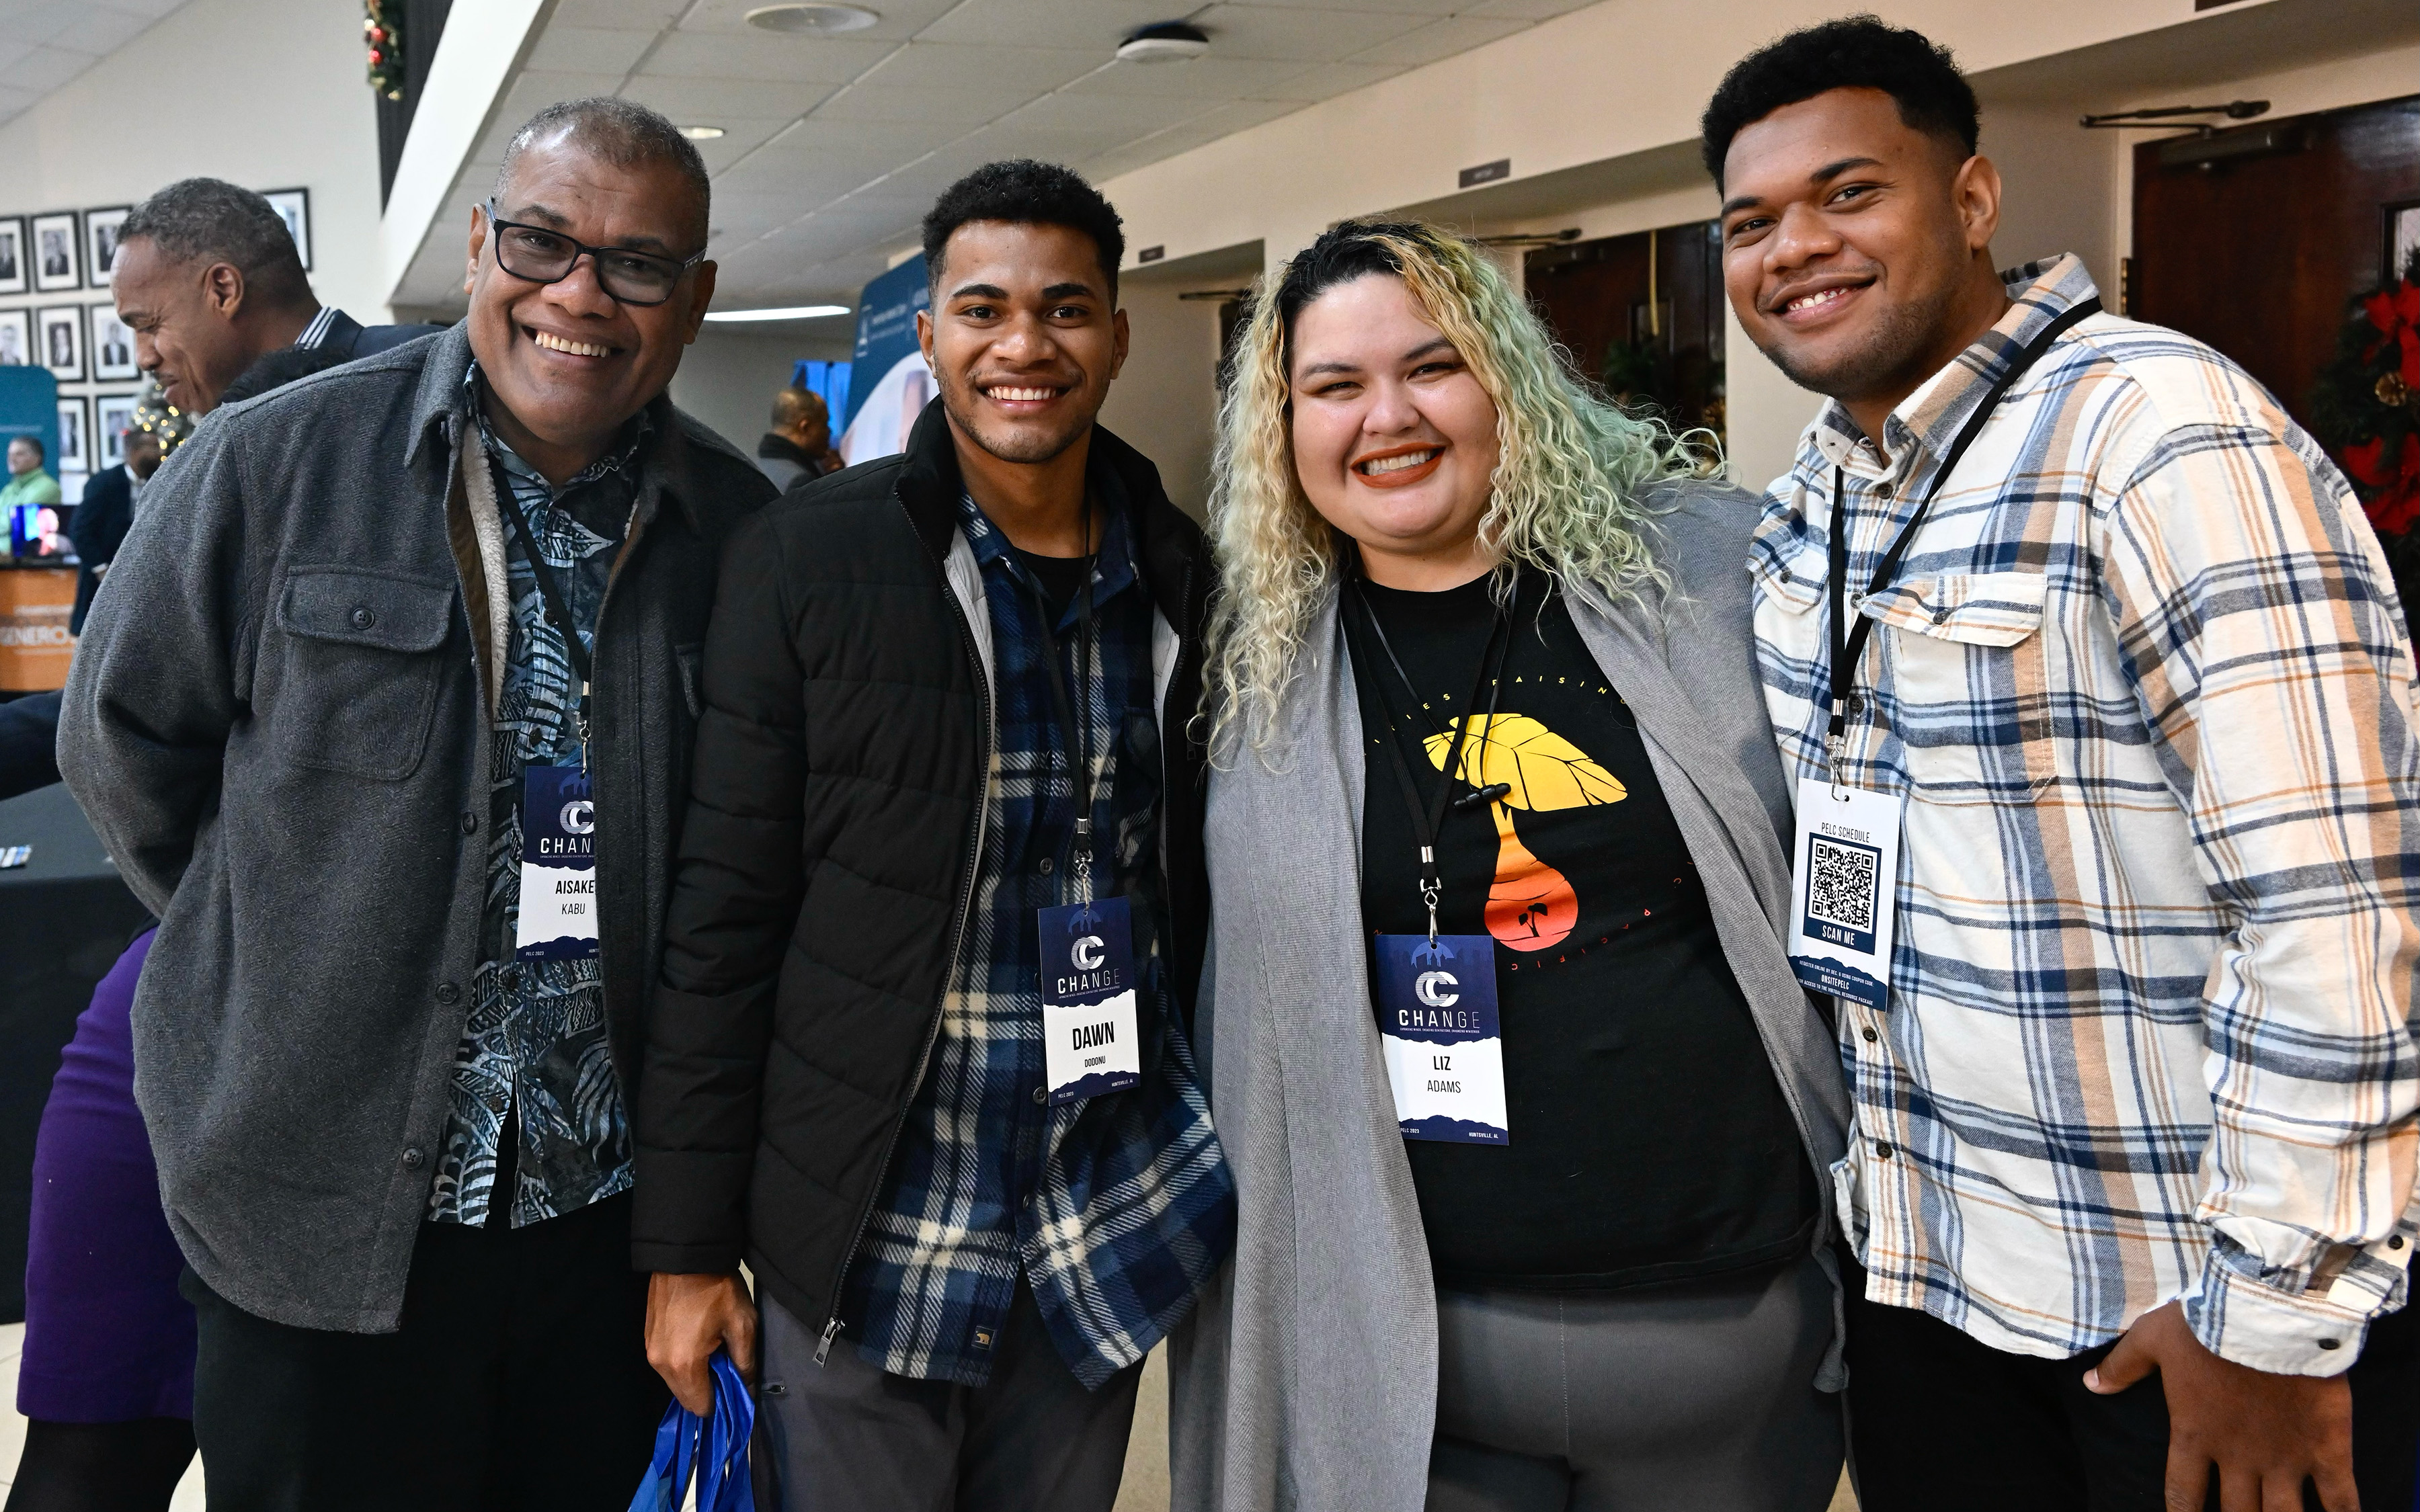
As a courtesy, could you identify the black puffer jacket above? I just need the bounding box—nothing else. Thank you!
[631,401,1213,1340]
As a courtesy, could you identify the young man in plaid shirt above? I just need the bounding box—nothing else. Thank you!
[1712,20,2420,1511]
[635,161,1233,1510]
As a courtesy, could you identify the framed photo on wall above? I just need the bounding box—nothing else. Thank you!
[85,206,130,285]
[55,396,87,473]
[0,219,26,296]
[89,301,136,380]
[96,392,137,469]
[32,212,79,292]
[0,308,30,367]
[262,187,311,271]
[40,304,83,381]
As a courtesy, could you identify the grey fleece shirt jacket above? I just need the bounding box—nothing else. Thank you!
[58,325,772,1333]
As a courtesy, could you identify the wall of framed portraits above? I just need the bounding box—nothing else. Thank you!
[0,196,311,501]
[0,0,383,503]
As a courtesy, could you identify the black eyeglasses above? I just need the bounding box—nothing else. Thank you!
[483,201,704,306]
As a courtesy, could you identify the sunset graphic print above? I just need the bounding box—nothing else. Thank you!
[1422,711,1626,950]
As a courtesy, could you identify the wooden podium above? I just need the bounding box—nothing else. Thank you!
[0,564,75,691]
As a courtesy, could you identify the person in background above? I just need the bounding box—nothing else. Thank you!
[1708,19,2420,1512]
[1172,218,1847,1511]
[637,160,1234,1511]
[59,97,771,1509]
[1,434,61,512]
[112,177,441,417]
[754,382,844,489]
[69,424,163,635]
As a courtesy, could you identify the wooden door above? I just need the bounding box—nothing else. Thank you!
[1525,220,1726,442]
[2132,94,2420,427]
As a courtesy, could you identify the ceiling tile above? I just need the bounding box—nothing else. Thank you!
[547,0,684,28]
[525,26,658,75]
[0,38,32,73]
[688,118,799,167]
[809,81,1035,124]
[681,0,965,44]
[1344,13,1526,66]
[0,44,93,91]
[1256,58,1405,100]
[640,30,895,83]
[996,89,1215,139]
[857,41,1105,93]
[45,7,147,56]
[1092,94,1302,172]
[1065,54,1318,100]
[1,2,81,46]
[1189,5,1434,62]
[749,113,971,163]
[915,0,1188,52]
[95,0,188,19]
[620,73,839,118]
[1460,0,1597,17]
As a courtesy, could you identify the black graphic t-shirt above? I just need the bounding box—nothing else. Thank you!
[1348,571,1816,1289]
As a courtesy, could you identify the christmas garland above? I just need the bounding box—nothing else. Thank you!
[364,0,404,101]
[2311,248,2420,537]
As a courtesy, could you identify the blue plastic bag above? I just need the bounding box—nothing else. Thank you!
[628,1350,756,1512]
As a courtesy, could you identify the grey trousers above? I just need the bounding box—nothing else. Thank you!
[1427,1253,1845,1512]
[756,1287,1144,1512]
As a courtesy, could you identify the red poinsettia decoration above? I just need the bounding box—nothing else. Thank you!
[2313,254,2420,538]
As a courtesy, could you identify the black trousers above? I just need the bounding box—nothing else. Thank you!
[182,1191,666,1512]
[1844,1259,2420,1512]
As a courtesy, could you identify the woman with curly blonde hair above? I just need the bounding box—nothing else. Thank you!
[1168,220,1850,1511]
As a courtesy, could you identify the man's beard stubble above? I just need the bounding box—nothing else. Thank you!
[937,370,1092,466]
[1753,268,1968,413]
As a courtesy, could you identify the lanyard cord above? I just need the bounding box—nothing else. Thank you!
[1344,575,1516,945]
[489,456,596,767]
[1014,503,1100,902]
[1824,297,2101,782]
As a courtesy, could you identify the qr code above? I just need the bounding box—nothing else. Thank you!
[1807,837,1878,931]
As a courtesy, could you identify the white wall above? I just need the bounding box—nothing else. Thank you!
[1098,255,1252,521]
[0,0,387,323]
[670,323,855,460]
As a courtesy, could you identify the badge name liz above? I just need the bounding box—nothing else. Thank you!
[516,765,598,960]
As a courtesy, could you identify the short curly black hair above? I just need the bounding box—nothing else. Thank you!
[1699,16,1978,188]
[921,160,1125,298]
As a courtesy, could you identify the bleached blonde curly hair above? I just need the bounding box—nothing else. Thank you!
[1203,218,1705,755]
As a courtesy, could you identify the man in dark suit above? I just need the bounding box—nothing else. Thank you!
[111,178,443,415]
[69,425,162,635]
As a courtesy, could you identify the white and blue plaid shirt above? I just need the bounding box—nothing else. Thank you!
[1753,256,2420,1376]
[838,487,1234,1388]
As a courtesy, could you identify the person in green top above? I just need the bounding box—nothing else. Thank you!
[1,435,62,509]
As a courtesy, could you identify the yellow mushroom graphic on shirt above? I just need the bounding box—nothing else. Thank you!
[1424,714,1625,951]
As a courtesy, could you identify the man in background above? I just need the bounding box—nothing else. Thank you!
[1,434,59,514]
[69,422,162,634]
[754,381,842,489]
[112,177,440,416]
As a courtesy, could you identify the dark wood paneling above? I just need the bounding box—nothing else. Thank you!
[2132,95,2420,428]
[1524,220,1726,440]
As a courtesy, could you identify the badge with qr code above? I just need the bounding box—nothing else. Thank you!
[1787,778,1902,1009]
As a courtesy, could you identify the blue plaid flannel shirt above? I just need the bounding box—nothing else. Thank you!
[839,487,1235,1388]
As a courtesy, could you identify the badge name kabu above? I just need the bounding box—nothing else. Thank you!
[1375,933,1508,1145]
[515,764,599,961]
[1039,895,1141,1105]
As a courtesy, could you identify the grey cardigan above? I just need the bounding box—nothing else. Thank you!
[1167,482,1851,1512]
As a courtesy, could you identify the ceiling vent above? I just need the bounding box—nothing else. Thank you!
[1117,22,1211,63]
[746,3,881,35]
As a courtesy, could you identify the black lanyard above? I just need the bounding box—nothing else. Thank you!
[1824,298,2101,773]
[1344,575,1516,944]
[1012,506,1100,898]
[489,457,596,764]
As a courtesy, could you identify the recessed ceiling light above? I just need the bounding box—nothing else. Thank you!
[678,124,725,140]
[703,304,853,323]
[1117,21,1209,63]
[745,3,879,34]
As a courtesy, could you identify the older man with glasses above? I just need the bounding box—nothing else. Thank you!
[58,97,774,1511]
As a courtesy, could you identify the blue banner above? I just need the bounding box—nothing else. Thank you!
[838,255,930,464]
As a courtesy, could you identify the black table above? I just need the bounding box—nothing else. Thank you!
[0,782,151,1322]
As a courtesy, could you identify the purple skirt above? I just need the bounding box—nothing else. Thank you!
[18,927,195,1422]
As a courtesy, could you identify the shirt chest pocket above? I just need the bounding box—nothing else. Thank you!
[1867,571,2058,800]
[270,566,458,782]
